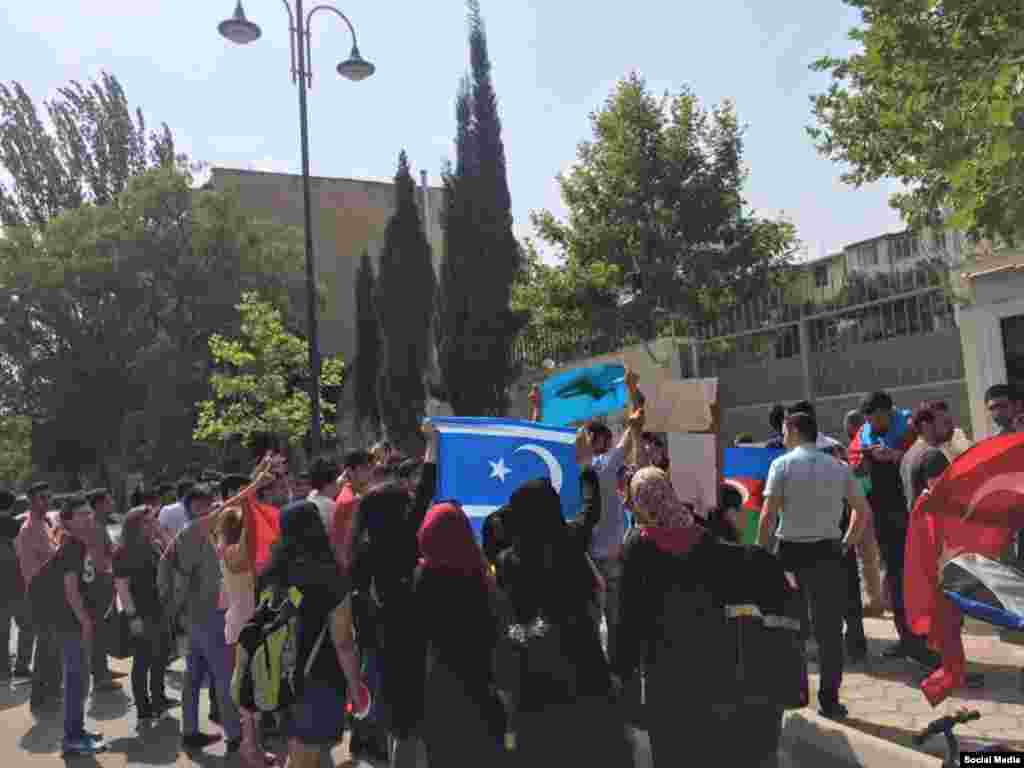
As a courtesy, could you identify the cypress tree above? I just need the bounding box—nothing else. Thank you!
[353,249,381,432]
[376,151,435,448]
[436,0,524,416]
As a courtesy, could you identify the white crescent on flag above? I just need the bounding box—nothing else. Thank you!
[515,444,564,493]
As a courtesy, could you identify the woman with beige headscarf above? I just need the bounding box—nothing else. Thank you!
[613,467,785,768]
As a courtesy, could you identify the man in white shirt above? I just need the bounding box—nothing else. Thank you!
[158,479,195,538]
[306,457,339,538]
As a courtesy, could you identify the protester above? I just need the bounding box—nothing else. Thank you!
[370,440,394,466]
[158,479,195,539]
[850,390,936,666]
[53,495,106,756]
[584,394,643,662]
[985,383,1022,437]
[291,472,312,504]
[759,411,870,719]
[640,432,671,472]
[844,409,885,617]
[306,457,339,539]
[496,478,633,767]
[113,506,175,723]
[410,501,506,766]
[84,488,121,691]
[348,423,439,765]
[158,482,242,753]
[766,404,786,449]
[212,466,280,767]
[787,401,866,660]
[258,500,368,768]
[333,450,373,572]
[0,488,28,682]
[16,481,61,711]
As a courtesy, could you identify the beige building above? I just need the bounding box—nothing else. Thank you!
[957,247,1024,439]
[211,167,446,368]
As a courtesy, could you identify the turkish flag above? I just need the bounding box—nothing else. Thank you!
[903,434,1024,706]
[925,433,1024,528]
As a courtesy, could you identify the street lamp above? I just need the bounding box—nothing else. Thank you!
[218,0,375,458]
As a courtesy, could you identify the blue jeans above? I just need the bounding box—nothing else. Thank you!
[61,631,91,742]
[183,611,240,741]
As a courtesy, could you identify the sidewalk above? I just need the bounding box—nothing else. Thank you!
[797,616,1024,763]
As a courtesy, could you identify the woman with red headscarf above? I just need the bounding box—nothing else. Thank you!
[409,502,506,766]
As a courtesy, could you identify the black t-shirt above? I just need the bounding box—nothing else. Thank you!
[113,547,160,619]
[53,537,100,630]
[909,447,950,508]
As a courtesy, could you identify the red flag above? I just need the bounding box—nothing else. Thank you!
[927,433,1024,528]
[246,500,281,575]
[902,434,1024,706]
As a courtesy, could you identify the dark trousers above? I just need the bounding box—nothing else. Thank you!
[779,540,846,709]
[130,623,168,710]
[31,623,61,699]
[843,545,866,656]
[0,595,32,674]
[90,576,114,680]
[875,520,915,645]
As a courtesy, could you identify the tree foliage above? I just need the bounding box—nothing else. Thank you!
[511,241,622,340]
[0,414,33,489]
[0,72,178,230]
[0,167,306,478]
[353,249,381,432]
[436,0,526,417]
[375,152,435,447]
[531,73,797,332]
[194,292,345,449]
[808,2,1024,242]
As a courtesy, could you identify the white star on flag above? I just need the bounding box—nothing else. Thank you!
[489,457,511,483]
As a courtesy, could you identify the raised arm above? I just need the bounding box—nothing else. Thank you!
[528,384,542,423]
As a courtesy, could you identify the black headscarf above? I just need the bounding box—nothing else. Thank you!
[349,482,418,604]
[260,500,345,597]
[497,478,595,623]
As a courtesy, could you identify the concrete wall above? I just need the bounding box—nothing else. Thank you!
[212,167,445,367]
[715,326,968,442]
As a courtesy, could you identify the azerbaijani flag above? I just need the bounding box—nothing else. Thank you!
[723,447,784,544]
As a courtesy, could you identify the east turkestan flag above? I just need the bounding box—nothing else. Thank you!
[431,417,581,537]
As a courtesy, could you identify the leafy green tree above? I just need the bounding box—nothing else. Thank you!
[353,249,382,433]
[0,72,177,230]
[0,414,33,489]
[375,152,435,448]
[436,0,526,417]
[0,167,305,480]
[808,2,1024,241]
[511,240,622,339]
[194,292,345,450]
[532,73,797,331]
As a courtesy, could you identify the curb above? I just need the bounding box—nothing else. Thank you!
[781,709,942,768]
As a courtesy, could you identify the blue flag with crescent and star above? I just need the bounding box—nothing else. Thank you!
[539,363,628,427]
[431,417,580,537]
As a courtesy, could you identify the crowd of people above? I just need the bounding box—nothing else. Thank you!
[1,370,1021,767]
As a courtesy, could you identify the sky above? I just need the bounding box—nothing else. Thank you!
[1,0,905,262]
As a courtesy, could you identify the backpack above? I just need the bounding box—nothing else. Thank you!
[231,585,330,714]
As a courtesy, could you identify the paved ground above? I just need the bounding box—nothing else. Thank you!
[0,651,815,767]
[806,616,1024,761]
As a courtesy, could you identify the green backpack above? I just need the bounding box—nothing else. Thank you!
[231,586,329,713]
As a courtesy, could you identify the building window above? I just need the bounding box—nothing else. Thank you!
[814,265,828,288]
[892,235,916,261]
[860,242,879,266]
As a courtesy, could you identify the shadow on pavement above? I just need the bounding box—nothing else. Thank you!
[88,689,131,721]
[781,715,862,767]
[20,717,63,754]
[104,716,184,766]
[0,683,31,712]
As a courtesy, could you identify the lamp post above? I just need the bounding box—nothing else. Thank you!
[218,0,374,457]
